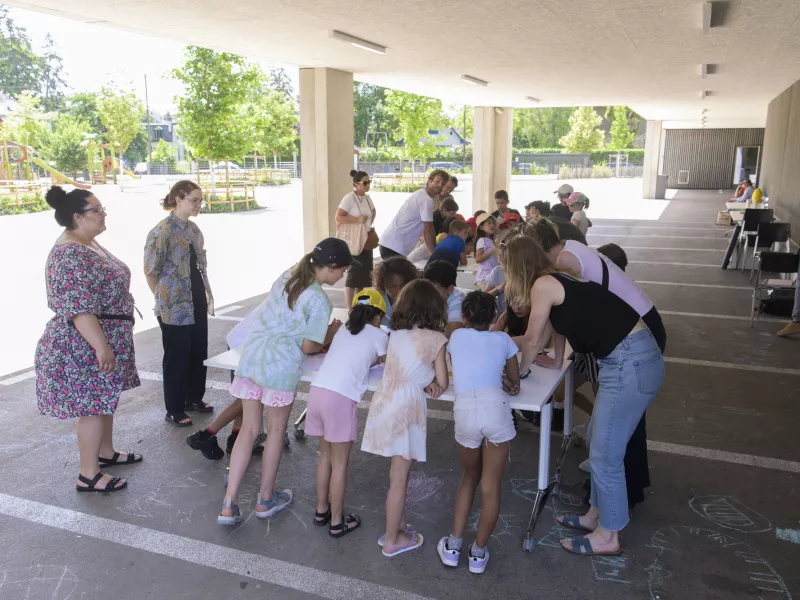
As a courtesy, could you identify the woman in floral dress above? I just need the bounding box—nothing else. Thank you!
[36,186,141,493]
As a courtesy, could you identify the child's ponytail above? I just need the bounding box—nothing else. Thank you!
[284,253,316,310]
[346,304,383,335]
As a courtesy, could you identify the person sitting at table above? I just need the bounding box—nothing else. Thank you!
[434,197,459,235]
[547,204,588,245]
[306,289,389,538]
[367,256,418,328]
[428,219,470,268]
[424,260,466,337]
[731,179,754,202]
[437,291,520,574]
[491,190,522,221]
[525,200,550,221]
[504,235,665,556]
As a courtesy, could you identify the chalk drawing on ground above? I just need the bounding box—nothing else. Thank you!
[468,510,522,547]
[689,496,772,533]
[0,564,81,600]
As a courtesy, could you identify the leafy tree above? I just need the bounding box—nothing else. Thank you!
[514,107,573,148]
[3,90,48,147]
[150,138,176,165]
[560,107,604,154]
[98,82,145,182]
[268,66,294,98]
[353,83,398,148]
[39,115,89,177]
[383,89,445,177]
[123,128,149,165]
[63,92,106,136]
[607,105,635,150]
[40,34,66,112]
[247,72,297,167]
[0,7,43,99]
[171,46,257,189]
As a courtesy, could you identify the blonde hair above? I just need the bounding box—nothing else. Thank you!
[503,236,558,310]
[284,254,317,310]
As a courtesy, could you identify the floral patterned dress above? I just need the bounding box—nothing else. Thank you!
[35,243,140,419]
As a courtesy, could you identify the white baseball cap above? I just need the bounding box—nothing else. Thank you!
[555,184,574,196]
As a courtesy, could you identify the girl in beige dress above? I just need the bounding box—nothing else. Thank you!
[362,279,449,558]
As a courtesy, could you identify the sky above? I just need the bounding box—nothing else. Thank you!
[6,5,301,115]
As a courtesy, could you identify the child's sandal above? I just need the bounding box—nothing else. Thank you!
[329,513,361,538]
[313,508,331,526]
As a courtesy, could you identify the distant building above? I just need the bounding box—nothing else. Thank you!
[146,113,187,162]
[399,127,470,149]
[0,94,19,121]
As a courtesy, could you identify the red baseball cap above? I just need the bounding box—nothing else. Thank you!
[499,212,521,229]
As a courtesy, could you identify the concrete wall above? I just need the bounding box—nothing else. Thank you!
[760,79,800,240]
[663,128,764,189]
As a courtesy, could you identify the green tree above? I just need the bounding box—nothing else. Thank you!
[150,139,176,165]
[514,107,573,148]
[607,105,635,150]
[383,89,445,178]
[268,66,294,98]
[3,90,48,147]
[353,82,398,148]
[40,34,66,112]
[39,115,89,177]
[171,46,257,190]
[247,72,297,167]
[123,128,149,165]
[63,92,106,136]
[560,107,604,153]
[98,82,144,182]
[0,7,43,99]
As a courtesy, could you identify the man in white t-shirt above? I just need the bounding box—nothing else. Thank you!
[379,169,449,259]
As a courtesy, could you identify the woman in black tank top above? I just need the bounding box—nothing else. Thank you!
[503,236,664,557]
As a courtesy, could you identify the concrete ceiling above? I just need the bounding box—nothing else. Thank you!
[8,0,800,128]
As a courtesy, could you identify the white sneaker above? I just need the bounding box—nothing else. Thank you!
[579,459,591,473]
[437,536,460,567]
[468,545,489,574]
[574,424,587,440]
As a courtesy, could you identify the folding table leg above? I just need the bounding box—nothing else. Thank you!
[553,365,575,493]
[523,402,552,552]
[293,407,308,440]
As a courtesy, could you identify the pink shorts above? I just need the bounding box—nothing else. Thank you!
[305,386,358,443]
[229,376,295,407]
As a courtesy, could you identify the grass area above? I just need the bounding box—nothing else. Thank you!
[201,195,264,214]
[0,195,50,217]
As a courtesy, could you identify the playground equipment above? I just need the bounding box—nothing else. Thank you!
[85,139,137,184]
[0,139,92,201]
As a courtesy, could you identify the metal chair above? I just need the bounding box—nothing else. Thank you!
[737,209,773,270]
[750,222,792,282]
[750,250,799,326]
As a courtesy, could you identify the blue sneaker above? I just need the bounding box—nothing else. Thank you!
[437,536,460,567]
[468,544,489,574]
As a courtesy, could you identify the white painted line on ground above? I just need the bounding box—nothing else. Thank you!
[663,356,800,376]
[591,225,723,231]
[214,305,243,316]
[628,260,719,268]
[0,493,436,600]
[209,315,244,322]
[637,281,752,290]
[0,370,35,386]
[139,371,231,391]
[776,528,800,544]
[647,441,800,473]
[660,310,785,323]
[588,233,728,240]
[594,246,724,252]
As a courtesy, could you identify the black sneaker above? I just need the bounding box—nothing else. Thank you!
[186,428,213,449]
[226,432,265,456]
[200,436,224,460]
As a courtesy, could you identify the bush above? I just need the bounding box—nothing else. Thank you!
[530,163,549,175]
[514,147,564,156]
[201,195,263,214]
[0,194,50,216]
[257,174,290,186]
[511,168,523,175]
[372,182,420,193]
[590,149,644,164]
[592,163,613,178]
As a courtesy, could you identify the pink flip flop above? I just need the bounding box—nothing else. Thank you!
[382,532,424,557]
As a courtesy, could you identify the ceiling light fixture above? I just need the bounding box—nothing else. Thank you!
[701,1,713,34]
[330,30,386,55]
[461,75,489,87]
[700,90,708,99]
[700,63,708,79]
[526,96,540,103]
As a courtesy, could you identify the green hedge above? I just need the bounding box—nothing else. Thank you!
[201,195,264,214]
[0,195,50,216]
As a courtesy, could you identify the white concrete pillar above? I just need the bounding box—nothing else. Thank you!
[642,120,665,199]
[472,106,514,214]
[299,67,354,252]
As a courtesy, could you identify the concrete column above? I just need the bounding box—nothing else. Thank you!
[472,106,514,214]
[642,120,665,199]
[299,67,354,252]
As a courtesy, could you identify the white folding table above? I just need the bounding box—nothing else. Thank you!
[414,258,477,274]
[204,310,574,551]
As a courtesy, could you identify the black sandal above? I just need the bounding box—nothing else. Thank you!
[329,513,361,538]
[165,412,193,427]
[185,400,214,413]
[99,451,143,467]
[313,507,331,526]
[76,472,127,493]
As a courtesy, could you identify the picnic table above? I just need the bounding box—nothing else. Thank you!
[204,307,575,550]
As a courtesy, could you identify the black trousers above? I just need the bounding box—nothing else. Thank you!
[158,312,208,415]
[379,245,401,260]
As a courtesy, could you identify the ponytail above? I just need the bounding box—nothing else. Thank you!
[284,254,317,310]
[529,218,561,252]
[346,304,383,335]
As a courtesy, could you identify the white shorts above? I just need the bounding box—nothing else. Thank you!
[454,387,516,448]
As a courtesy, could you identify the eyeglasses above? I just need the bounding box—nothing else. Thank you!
[184,196,203,205]
[360,180,372,186]
[80,205,106,215]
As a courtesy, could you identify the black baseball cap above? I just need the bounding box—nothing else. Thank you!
[310,237,361,268]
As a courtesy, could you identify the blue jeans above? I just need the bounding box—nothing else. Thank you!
[589,329,664,531]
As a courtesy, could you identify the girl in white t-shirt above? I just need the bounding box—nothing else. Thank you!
[306,290,389,538]
[438,291,520,574]
[474,213,500,290]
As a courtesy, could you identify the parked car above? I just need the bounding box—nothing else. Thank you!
[134,162,148,175]
[430,161,464,173]
[215,162,242,170]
